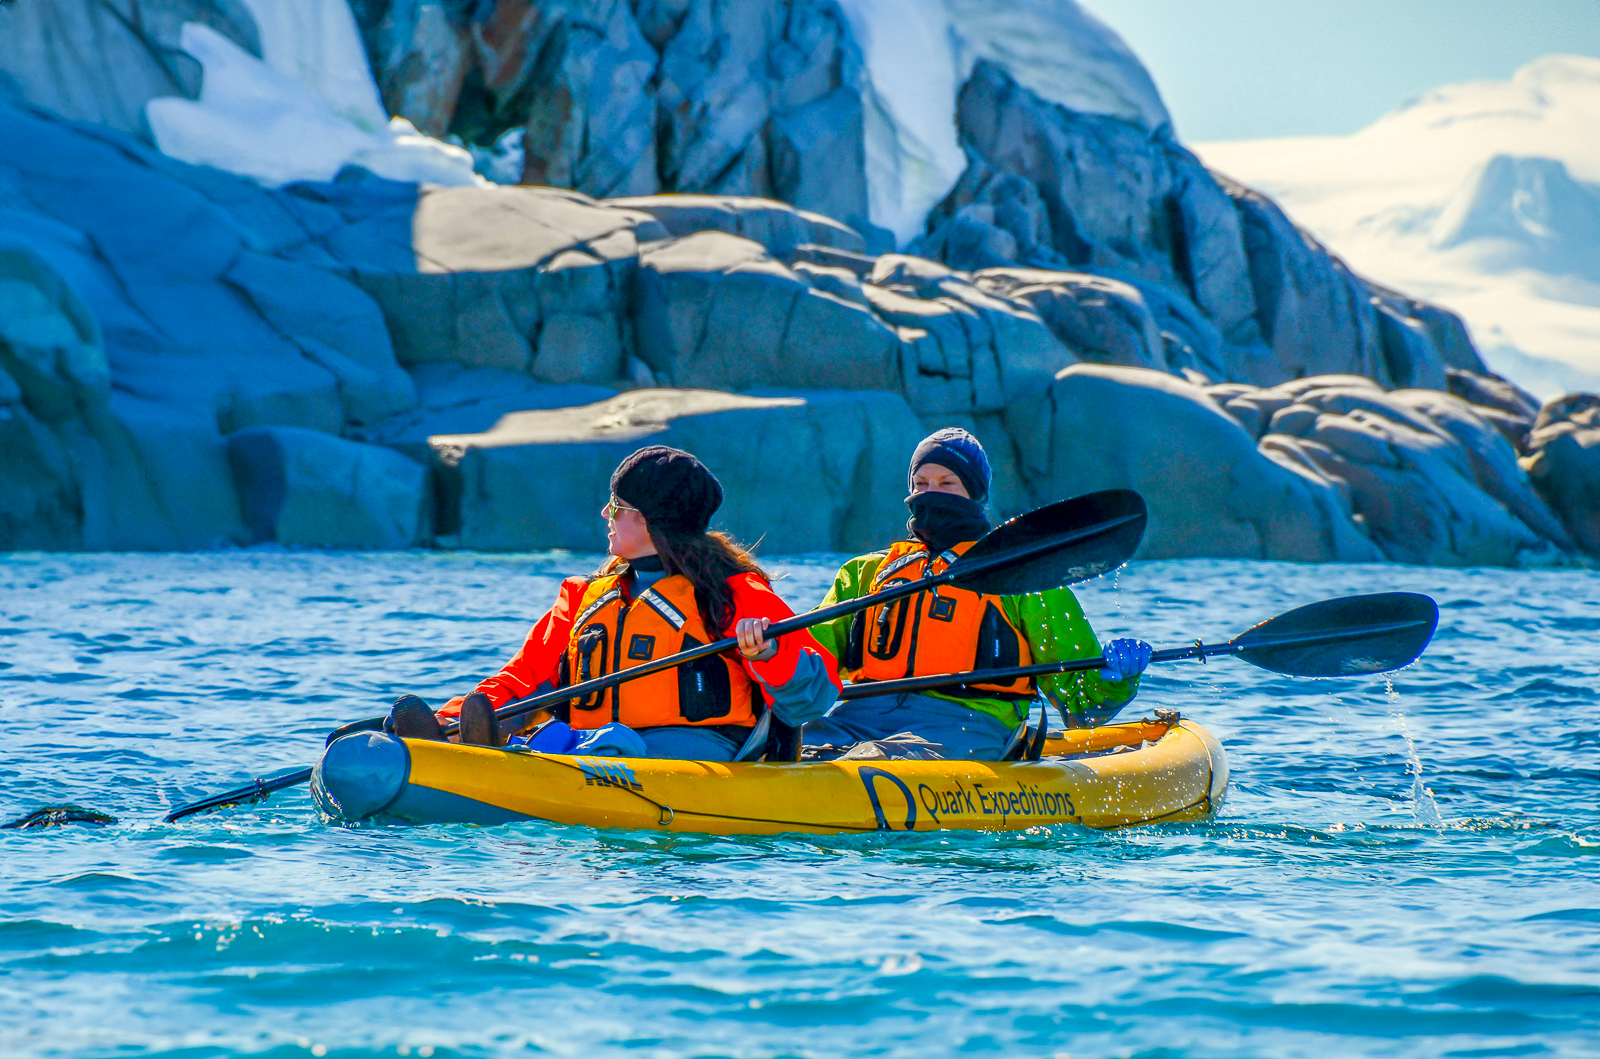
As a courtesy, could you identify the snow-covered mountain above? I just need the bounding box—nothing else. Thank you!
[1197,55,1600,399]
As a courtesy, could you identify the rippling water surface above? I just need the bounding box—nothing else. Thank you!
[2,552,1597,1058]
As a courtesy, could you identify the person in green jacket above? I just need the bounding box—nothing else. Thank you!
[802,428,1151,760]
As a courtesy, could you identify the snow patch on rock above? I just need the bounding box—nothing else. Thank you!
[838,0,1170,247]
[147,0,482,187]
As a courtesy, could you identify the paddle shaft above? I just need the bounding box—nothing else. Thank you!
[163,767,312,823]
[834,644,1217,699]
[834,616,1435,699]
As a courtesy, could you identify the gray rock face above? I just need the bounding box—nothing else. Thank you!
[919,60,1463,395]
[1222,178,1389,384]
[229,425,431,548]
[517,0,660,197]
[866,255,1074,415]
[0,0,259,135]
[356,0,473,138]
[1006,365,1383,562]
[2,11,1584,569]
[1446,367,1540,452]
[612,194,866,256]
[0,402,80,551]
[0,101,441,548]
[353,0,870,224]
[0,242,109,424]
[634,231,901,393]
[428,387,924,553]
[973,268,1165,372]
[1259,385,1546,566]
[1391,388,1574,550]
[356,362,615,462]
[1523,394,1600,556]
[336,182,666,379]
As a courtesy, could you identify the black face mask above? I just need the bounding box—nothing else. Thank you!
[906,491,991,554]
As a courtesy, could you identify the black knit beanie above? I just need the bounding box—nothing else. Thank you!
[909,427,991,504]
[610,445,723,535]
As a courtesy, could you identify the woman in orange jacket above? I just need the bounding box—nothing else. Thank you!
[390,446,840,761]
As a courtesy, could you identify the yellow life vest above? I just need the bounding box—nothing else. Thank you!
[563,572,760,730]
[844,540,1034,698]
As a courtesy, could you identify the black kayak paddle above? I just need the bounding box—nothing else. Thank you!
[835,591,1440,700]
[161,489,1148,823]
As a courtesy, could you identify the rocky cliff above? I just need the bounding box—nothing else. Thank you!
[1,0,1595,564]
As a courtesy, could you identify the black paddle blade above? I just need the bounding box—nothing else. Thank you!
[947,489,1147,595]
[2,804,117,830]
[1231,592,1439,677]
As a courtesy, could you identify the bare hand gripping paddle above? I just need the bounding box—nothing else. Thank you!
[158,490,1149,823]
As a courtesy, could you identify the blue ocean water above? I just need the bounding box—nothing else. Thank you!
[1,551,1596,1059]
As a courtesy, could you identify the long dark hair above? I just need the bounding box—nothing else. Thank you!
[595,530,769,633]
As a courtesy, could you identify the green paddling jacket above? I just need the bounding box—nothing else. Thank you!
[809,550,1139,730]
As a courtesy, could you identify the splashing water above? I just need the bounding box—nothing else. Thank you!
[1387,675,1444,827]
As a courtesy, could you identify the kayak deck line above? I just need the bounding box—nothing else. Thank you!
[311,718,1227,835]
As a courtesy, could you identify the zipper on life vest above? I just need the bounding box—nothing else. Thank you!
[901,557,939,679]
[610,601,629,723]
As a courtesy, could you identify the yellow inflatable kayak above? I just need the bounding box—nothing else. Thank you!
[311,716,1228,834]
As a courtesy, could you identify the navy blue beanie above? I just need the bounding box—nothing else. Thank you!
[909,428,991,504]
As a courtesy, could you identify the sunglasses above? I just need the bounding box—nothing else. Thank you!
[603,498,640,520]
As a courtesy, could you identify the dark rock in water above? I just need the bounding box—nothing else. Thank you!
[2,804,118,829]
[1391,389,1574,551]
[1260,383,1549,566]
[1523,394,1600,556]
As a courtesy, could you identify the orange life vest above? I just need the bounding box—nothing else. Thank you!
[563,572,760,730]
[844,540,1034,698]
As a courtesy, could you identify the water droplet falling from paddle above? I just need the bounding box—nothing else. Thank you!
[1385,676,1442,827]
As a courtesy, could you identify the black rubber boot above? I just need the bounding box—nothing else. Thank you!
[389,694,444,741]
[458,692,502,747]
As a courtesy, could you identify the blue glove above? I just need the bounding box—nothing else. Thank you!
[1099,638,1152,682]
[512,720,580,754]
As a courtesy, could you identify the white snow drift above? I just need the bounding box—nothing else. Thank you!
[838,0,1170,245]
[147,0,482,188]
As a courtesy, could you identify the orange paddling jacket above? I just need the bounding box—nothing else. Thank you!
[440,568,836,731]
[563,571,758,729]
[843,540,1034,698]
